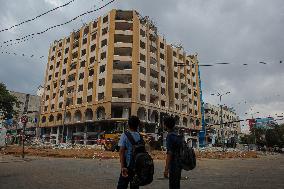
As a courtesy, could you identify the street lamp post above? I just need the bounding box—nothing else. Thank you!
[211,91,230,152]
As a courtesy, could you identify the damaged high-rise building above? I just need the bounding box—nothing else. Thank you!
[40,9,202,146]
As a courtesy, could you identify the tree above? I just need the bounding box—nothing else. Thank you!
[0,82,20,120]
[265,124,284,148]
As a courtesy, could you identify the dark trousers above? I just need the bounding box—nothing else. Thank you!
[117,169,139,189]
[169,167,182,189]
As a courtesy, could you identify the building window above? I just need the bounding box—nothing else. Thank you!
[53,93,56,99]
[93,21,97,28]
[98,92,104,101]
[188,88,191,94]
[48,75,52,81]
[78,85,83,92]
[161,65,165,72]
[52,46,56,51]
[99,78,105,86]
[160,42,164,49]
[56,62,60,68]
[140,53,146,61]
[140,41,145,49]
[77,98,82,104]
[64,58,68,64]
[91,44,96,52]
[140,29,146,37]
[45,95,49,100]
[51,104,55,110]
[53,82,57,88]
[173,51,177,57]
[101,52,106,60]
[175,83,178,88]
[140,80,146,88]
[140,66,146,75]
[161,76,165,83]
[55,72,59,78]
[89,69,94,76]
[160,53,164,60]
[47,85,50,90]
[175,104,179,110]
[175,93,179,99]
[80,61,85,67]
[161,87,165,95]
[57,51,61,57]
[90,56,96,64]
[140,94,146,101]
[66,37,70,43]
[99,65,106,73]
[79,73,84,80]
[49,65,53,70]
[67,74,76,82]
[101,39,107,47]
[87,95,92,102]
[81,49,86,56]
[174,72,178,78]
[82,38,87,45]
[103,15,108,23]
[60,90,64,97]
[102,27,108,35]
[62,69,66,75]
[59,102,63,109]
[65,48,69,54]
[88,82,93,90]
[161,100,165,107]
[44,106,48,111]
[91,33,97,41]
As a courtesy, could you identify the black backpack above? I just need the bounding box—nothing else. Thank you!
[176,136,196,171]
[125,132,154,186]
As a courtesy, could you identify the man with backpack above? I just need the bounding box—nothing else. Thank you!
[163,116,196,189]
[163,116,183,189]
[117,116,154,189]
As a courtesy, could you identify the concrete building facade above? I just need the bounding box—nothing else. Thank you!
[204,103,241,146]
[8,91,41,137]
[39,9,202,145]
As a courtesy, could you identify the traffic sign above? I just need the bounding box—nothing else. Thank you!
[21,115,28,124]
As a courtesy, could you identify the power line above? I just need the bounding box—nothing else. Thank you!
[1,51,44,59]
[0,0,115,46]
[0,0,77,33]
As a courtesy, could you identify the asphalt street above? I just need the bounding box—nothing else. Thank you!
[0,154,283,189]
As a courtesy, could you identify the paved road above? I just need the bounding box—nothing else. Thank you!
[0,154,283,189]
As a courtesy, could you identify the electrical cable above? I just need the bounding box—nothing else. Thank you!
[0,0,77,33]
[0,0,115,46]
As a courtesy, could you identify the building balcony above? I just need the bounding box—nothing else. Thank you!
[112,83,132,89]
[114,55,132,62]
[115,30,133,36]
[114,42,132,48]
[112,97,132,103]
[113,69,132,75]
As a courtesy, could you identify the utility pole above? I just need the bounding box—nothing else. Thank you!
[21,94,30,159]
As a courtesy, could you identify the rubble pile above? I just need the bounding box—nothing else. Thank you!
[1,145,258,160]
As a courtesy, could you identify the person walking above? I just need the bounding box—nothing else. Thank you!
[163,116,183,189]
[117,116,141,189]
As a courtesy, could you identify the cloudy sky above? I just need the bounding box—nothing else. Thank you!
[0,0,283,129]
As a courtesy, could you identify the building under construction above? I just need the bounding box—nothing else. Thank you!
[39,9,202,146]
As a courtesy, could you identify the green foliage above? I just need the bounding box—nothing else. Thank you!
[0,82,20,120]
[265,124,284,148]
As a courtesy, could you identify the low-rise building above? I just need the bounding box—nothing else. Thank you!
[204,103,241,147]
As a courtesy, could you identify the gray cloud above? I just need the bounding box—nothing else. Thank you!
[0,0,283,125]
